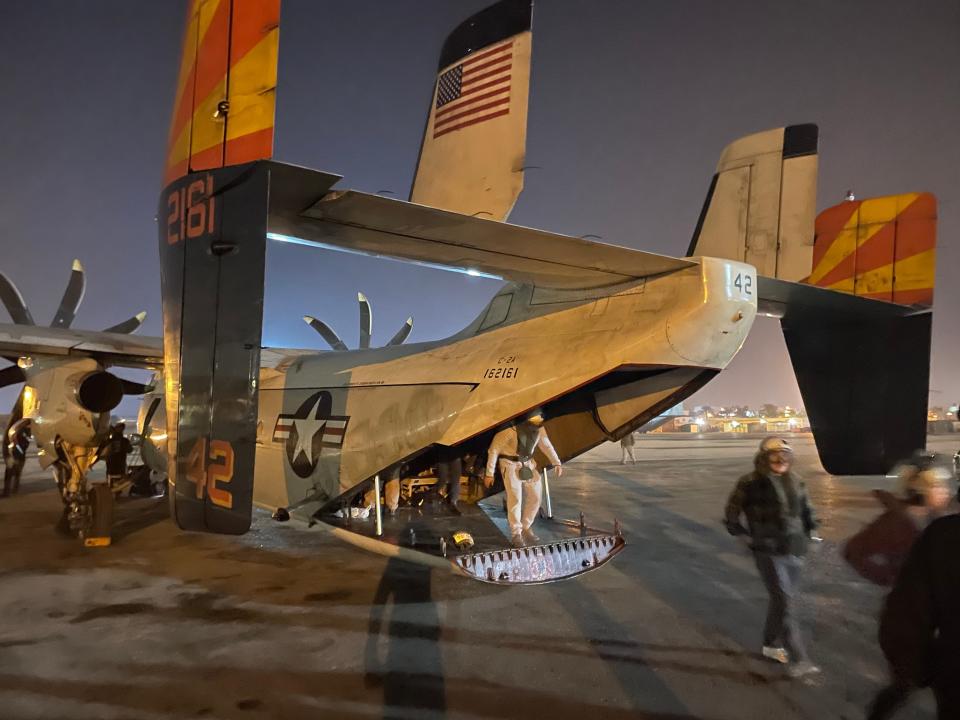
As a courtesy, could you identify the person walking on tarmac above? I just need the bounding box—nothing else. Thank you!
[724,436,821,678]
[98,423,132,487]
[3,422,30,497]
[845,452,955,720]
[620,432,637,464]
[879,506,960,719]
[484,409,562,548]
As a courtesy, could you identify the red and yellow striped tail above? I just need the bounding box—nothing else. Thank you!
[163,0,281,187]
[807,192,937,307]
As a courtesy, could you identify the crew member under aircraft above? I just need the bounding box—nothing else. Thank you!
[435,446,462,515]
[484,409,562,548]
[3,422,30,497]
[620,432,637,464]
[98,423,132,486]
[363,463,402,517]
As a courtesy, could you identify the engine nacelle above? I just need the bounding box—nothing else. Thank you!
[21,357,115,466]
[77,371,124,413]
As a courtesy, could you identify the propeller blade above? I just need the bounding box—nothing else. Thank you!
[0,365,26,388]
[119,378,154,395]
[50,259,86,329]
[303,316,348,352]
[385,317,413,347]
[103,311,147,335]
[0,271,35,325]
[358,292,372,350]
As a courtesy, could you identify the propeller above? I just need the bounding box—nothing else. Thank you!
[0,260,153,423]
[304,292,414,352]
[50,259,86,328]
[103,311,147,335]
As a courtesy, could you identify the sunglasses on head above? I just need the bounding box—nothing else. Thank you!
[768,452,792,464]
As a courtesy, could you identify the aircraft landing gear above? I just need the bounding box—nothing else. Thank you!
[53,439,113,547]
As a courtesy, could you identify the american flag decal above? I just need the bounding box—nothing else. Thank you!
[433,40,513,139]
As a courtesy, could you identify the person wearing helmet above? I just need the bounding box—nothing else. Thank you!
[879,508,960,720]
[846,451,956,720]
[724,436,820,678]
[845,451,953,586]
[484,409,562,548]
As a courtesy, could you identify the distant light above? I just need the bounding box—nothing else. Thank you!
[696,418,706,427]
[17,356,33,369]
[266,232,502,280]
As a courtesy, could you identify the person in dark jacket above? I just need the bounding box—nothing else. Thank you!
[857,453,956,720]
[99,423,132,485]
[725,436,820,678]
[3,422,30,497]
[845,451,952,587]
[880,514,960,720]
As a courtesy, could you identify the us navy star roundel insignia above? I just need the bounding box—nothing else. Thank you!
[273,391,349,478]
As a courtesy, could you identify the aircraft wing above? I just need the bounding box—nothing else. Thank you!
[267,168,695,290]
[0,323,164,368]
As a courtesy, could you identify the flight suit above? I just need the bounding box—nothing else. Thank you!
[3,426,29,496]
[485,423,561,538]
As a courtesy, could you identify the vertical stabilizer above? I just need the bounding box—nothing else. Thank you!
[163,0,280,186]
[410,0,533,221]
[159,0,282,534]
[688,124,818,282]
[808,193,936,306]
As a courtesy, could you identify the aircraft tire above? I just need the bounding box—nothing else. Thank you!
[83,484,113,544]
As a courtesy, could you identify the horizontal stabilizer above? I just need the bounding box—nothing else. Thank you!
[268,172,694,290]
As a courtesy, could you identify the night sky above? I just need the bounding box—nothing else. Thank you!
[1,0,957,418]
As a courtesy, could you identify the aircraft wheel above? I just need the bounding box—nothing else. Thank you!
[81,484,113,546]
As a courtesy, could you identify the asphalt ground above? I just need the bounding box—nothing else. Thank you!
[0,434,956,720]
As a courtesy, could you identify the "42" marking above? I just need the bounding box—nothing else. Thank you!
[184,437,235,509]
[733,272,753,297]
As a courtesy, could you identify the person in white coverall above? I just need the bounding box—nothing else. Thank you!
[484,410,563,547]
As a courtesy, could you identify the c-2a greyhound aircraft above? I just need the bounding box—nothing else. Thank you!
[0,0,937,582]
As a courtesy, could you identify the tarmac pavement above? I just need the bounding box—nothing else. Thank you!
[0,434,955,719]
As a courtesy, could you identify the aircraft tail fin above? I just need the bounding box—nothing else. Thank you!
[687,124,818,282]
[409,0,533,222]
[163,0,281,187]
[760,279,932,475]
[159,0,282,535]
[808,193,937,307]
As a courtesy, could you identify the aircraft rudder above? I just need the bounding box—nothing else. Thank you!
[808,192,937,308]
[163,0,281,188]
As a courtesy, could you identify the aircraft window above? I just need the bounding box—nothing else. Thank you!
[480,293,513,330]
